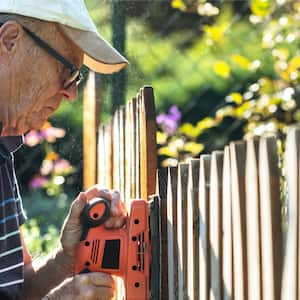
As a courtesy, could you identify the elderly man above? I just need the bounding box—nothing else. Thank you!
[0,1,128,299]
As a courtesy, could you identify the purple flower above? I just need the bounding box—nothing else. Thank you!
[53,159,72,175]
[157,105,182,134]
[29,175,48,190]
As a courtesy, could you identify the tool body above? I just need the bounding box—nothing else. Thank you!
[74,197,157,300]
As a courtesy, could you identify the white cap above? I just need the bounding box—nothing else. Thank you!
[0,0,128,74]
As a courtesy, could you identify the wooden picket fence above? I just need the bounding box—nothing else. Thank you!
[83,82,300,299]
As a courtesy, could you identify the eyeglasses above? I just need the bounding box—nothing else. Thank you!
[0,23,83,89]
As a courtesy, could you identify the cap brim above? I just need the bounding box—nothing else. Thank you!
[59,25,128,74]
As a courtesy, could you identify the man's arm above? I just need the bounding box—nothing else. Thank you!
[21,187,126,299]
[21,229,73,300]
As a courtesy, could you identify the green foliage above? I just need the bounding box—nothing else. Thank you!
[22,219,60,257]
[158,0,300,167]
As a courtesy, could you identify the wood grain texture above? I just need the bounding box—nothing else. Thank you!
[177,163,189,300]
[282,126,300,300]
[230,141,247,300]
[209,151,224,300]
[259,137,282,300]
[187,159,200,300]
[83,71,101,189]
[140,86,157,199]
[167,166,179,300]
[222,146,233,300]
[199,155,211,300]
[245,139,262,300]
[157,168,169,300]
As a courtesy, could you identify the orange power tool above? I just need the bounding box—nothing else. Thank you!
[74,197,160,300]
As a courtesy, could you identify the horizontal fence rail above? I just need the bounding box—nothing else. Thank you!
[94,85,300,299]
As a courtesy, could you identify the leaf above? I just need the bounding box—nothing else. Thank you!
[216,106,235,121]
[213,61,231,78]
[235,101,253,119]
[179,118,217,138]
[231,54,251,70]
[227,92,243,105]
[179,123,198,138]
[183,142,204,155]
[171,0,186,10]
[250,0,273,17]
[156,131,168,144]
[195,117,218,132]
[158,146,178,158]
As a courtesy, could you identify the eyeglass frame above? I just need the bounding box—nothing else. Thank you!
[0,22,83,89]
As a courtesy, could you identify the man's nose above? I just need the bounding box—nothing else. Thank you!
[59,82,78,101]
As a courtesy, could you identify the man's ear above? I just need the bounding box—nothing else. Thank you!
[0,21,23,54]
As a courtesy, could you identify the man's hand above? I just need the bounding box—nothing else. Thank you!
[44,272,115,300]
[60,186,127,258]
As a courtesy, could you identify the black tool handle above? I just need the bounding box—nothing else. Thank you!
[80,197,111,241]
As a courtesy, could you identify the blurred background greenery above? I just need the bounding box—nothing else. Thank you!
[16,0,300,256]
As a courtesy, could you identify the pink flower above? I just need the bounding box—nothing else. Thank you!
[53,159,73,175]
[40,160,54,176]
[41,127,65,143]
[29,175,48,190]
[25,130,44,147]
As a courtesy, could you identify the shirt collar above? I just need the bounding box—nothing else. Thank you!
[0,123,24,153]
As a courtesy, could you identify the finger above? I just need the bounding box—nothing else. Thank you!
[85,185,113,202]
[67,193,88,224]
[104,215,126,229]
[89,272,115,288]
[110,191,126,217]
[81,286,115,300]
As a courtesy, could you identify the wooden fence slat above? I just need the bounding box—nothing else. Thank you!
[125,101,131,204]
[139,86,157,199]
[156,168,168,300]
[104,123,113,189]
[259,137,282,300]
[136,93,141,198]
[230,141,247,300]
[282,126,300,300]
[119,106,126,202]
[222,146,233,300]
[209,151,224,300]
[187,159,200,300]
[130,97,138,198]
[113,109,121,191]
[98,124,105,187]
[167,166,179,300]
[83,71,101,189]
[177,163,189,300]
[199,155,211,300]
[245,139,262,300]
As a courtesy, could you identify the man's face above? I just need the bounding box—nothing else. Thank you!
[0,21,84,136]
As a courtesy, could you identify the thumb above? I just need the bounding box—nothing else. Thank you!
[67,193,88,225]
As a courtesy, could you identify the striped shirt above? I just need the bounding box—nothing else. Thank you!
[0,133,26,300]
